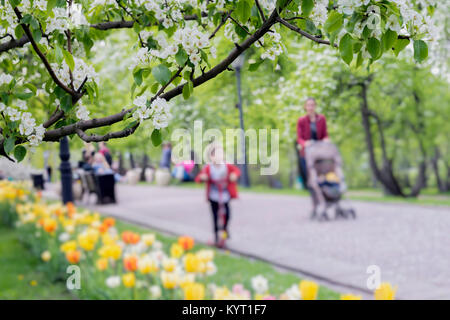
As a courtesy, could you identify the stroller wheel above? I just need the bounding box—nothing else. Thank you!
[348,209,356,219]
[335,207,346,219]
[318,212,330,222]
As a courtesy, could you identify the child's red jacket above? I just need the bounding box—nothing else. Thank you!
[195,164,241,200]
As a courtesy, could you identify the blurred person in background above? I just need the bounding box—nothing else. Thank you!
[297,97,329,189]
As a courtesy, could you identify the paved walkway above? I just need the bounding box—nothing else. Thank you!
[48,184,450,299]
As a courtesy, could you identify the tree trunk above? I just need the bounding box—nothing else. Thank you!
[140,154,149,182]
[118,152,126,175]
[431,147,447,192]
[129,152,136,169]
[359,81,405,196]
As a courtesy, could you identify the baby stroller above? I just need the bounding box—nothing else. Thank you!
[305,141,356,221]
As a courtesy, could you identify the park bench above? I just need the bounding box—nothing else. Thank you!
[79,170,116,205]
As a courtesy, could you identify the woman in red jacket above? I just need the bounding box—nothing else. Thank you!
[297,98,329,188]
[196,144,240,248]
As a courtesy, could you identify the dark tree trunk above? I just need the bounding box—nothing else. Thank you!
[140,154,149,182]
[118,152,126,176]
[359,80,405,196]
[431,148,448,192]
[129,152,136,169]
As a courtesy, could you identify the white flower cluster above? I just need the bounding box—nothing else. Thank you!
[0,101,45,147]
[51,57,99,89]
[335,0,438,40]
[0,73,13,86]
[46,8,70,34]
[130,26,214,70]
[259,31,283,61]
[75,103,90,121]
[132,95,171,129]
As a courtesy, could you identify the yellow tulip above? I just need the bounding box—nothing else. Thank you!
[60,240,77,253]
[138,256,159,274]
[96,258,108,271]
[196,249,214,263]
[98,244,122,260]
[161,271,178,289]
[341,294,362,300]
[122,273,136,288]
[142,233,156,246]
[299,280,319,300]
[170,243,184,258]
[183,282,205,300]
[374,283,396,300]
[213,287,231,300]
[178,273,195,289]
[163,258,177,272]
[41,250,51,262]
[184,253,200,273]
[77,229,99,251]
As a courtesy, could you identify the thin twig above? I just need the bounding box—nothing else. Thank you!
[277,17,336,47]
[255,0,266,22]
[13,7,77,95]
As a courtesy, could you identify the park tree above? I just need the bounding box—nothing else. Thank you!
[0,0,439,163]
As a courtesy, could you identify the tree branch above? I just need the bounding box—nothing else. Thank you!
[255,0,267,22]
[277,17,336,47]
[75,122,139,142]
[13,7,78,96]
[209,12,231,40]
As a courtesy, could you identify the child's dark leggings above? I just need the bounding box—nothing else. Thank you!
[209,200,230,242]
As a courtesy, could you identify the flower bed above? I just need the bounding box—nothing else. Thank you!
[0,181,396,300]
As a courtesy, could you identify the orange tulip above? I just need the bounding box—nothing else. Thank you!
[123,255,138,272]
[98,224,108,234]
[66,250,81,264]
[66,202,76,218]
[121,231,140,244]
[103,217,115,228]
[178,236,195,250]
[43,218,57,233]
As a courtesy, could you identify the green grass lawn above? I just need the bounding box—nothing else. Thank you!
[0,221,340,300]
[0,227,74,300]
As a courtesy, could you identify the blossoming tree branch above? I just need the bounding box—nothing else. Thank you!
[0,0,436,161]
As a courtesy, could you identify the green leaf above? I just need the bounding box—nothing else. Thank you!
[413,40,428,63]
[339,34,354,65]
[382,30,397,52]
[367,37,381,60]
[151,82,159,94]
[13,145,26,162]
[152,64,171,86]
[133,69,143,86]
[14,91,34,100]
[62,49,75,71]
[14,25,24,40]
[32,28,42,43]
[54,45,63,64]
[301,0,314,17]
[393,38,410,56]
[175,48,188,66]
[24,83,37,94]
[60,94,72,112]
[248,59,264,71]
[355,51,363,68]
[236,0,251,23]
[324,11,343,34]
[182,81,193,100]
[4,136,15,155]
[151,129,162,147]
